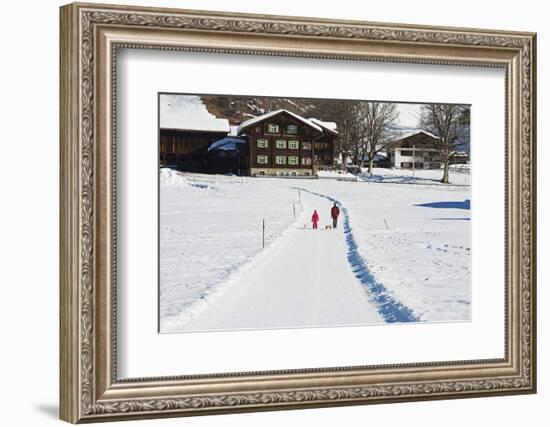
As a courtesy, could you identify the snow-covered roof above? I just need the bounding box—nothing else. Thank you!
[392,128,439,140]
[237,109,323,134]
[160,94,230,133]
[208,136,247,152]
[308,118,338,134]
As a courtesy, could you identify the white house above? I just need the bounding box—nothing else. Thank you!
[387,130,443,169]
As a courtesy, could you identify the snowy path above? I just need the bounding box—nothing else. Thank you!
[181,189,384,332]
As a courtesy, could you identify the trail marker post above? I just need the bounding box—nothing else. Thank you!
[262,219,265,248]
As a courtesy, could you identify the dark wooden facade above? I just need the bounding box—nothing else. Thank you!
[207,137,249,175]
[160,128,229,172]
[311,122,337,172]
[208,149,249,175]
[239,111,327,176]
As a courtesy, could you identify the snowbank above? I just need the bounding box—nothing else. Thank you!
[317,170,357,180]
[159,168,189,189]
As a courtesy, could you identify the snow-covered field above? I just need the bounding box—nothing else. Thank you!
[160,169,303,326]
[322,181,471,322]
[160,170,471,332]
[359,167,471,185]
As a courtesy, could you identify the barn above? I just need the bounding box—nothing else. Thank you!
[159,95,230,172]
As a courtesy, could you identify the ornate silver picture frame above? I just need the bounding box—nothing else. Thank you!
[60,2,536,423]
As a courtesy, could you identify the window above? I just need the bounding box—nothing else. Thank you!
[401,150,414,156]
[275,140,287,149]
[276,155,286,165]
[290,171,297,176]
[258,170,265,175]
[255,126,262,133]
[301,157,312,165]
[267,124,279,133]
[287,124,298,134]
[288,140,299,150]
[288,156,299,165]
[302,141,312,150]
[257,155,268,164]
[256,139,268,148]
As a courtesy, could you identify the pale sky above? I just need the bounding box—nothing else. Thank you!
[395,103,423,128]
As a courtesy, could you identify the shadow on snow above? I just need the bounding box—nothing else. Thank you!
[359,174,442,185]
[414,199,470,210]
[292,187,419,323]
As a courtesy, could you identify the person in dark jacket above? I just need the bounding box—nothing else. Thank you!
[330,203,340,229]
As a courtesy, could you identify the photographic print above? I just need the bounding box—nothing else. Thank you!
[159,93,471,333]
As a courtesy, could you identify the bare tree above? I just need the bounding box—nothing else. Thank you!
[362,102,399,175]
[343,103,369,167]
[419,104,470,183]
[317,102,399,171]
[309,101,398,171]
[309,100,364,169]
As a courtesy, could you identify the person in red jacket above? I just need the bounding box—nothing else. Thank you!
[311,209,319,230]
[331,202,340,229]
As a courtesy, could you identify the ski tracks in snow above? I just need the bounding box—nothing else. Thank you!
[293,187,419,323]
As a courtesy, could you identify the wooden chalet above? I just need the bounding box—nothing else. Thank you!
[237,109,337,177]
